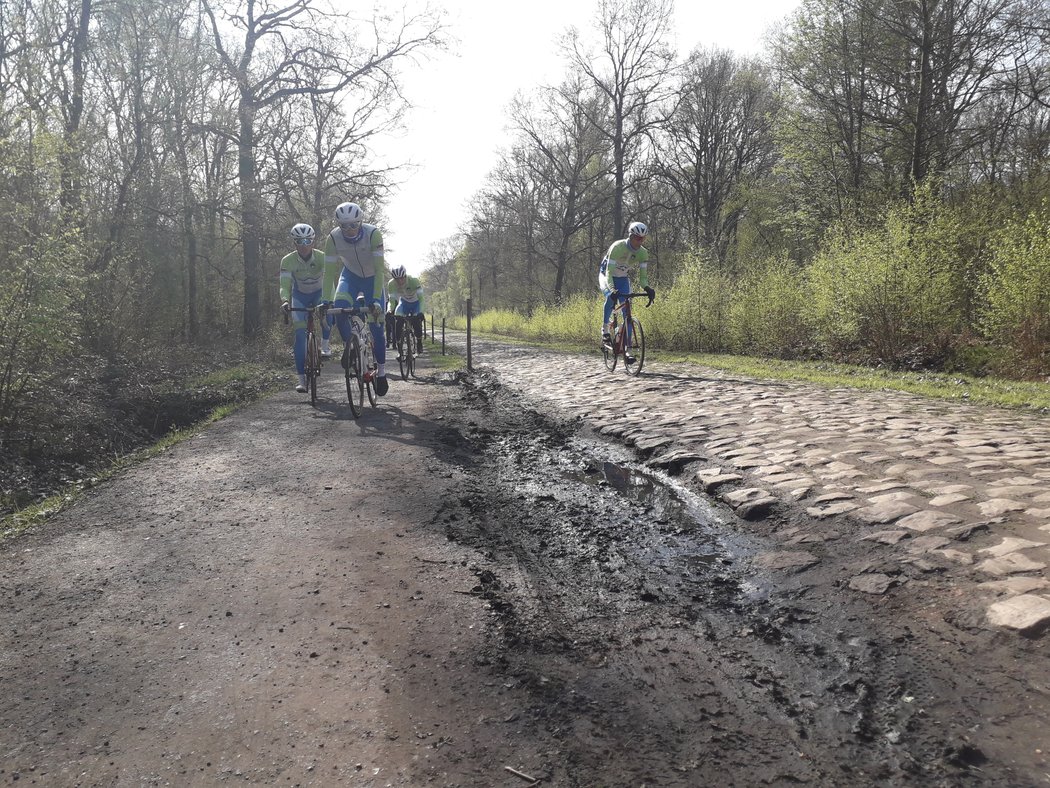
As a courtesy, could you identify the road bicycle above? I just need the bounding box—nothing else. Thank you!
[394,314,420,380]
[325,299,379,418]
[602,291,654,376]
[283,305,324,406]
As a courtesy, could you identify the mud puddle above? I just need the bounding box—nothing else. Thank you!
[428,372,993,787]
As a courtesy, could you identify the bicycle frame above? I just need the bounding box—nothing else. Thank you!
[325,303,379,415]
[285,306,323,404]
[603,291,653,375]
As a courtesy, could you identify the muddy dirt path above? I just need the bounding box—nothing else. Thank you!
[1,356,1046,786]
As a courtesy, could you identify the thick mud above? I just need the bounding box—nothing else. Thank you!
[430,370,1038,787]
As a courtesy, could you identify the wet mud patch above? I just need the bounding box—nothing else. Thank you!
[428,370,1012,787]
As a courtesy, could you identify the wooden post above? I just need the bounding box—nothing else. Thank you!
[466,298,473,371]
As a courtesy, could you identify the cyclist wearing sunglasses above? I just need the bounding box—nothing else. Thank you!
[280,223,332,393]
[322,202,390,396]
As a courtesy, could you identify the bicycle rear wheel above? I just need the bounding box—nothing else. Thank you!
[406,330,416,378]
[344,336,364,417]
[603,317,618,371]
[306,331,319,406]
[624,317,645,376]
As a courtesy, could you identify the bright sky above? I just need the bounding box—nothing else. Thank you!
[375,0,800,273]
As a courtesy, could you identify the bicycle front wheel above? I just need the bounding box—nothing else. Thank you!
[603,318,618,371]
[306,331,319,406]
[625,317,645,376]
[406,330,416,378]
[365,341,378,407]
[345,336,364,418]
[397,325,408,381]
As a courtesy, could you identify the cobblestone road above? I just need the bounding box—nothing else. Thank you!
[454,335,1050,633]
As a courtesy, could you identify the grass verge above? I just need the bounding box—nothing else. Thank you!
[0,366,282,541]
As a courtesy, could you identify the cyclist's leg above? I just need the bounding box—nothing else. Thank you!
[290,291,309,375]
[401,302,422,346]
[394,303,406,354]
[315,296,331,342]
[612,276,631,343]
[602,289,615,337]
[397,302,420,353]
[342,270,385,368]
[333,271,355,343]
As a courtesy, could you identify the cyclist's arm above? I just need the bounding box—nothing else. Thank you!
[637,247,650,289]
[369,230,386,307]
[279,254,293,303]
[598,259,610,293]
[322,233,339,302]
[416,283,425,313]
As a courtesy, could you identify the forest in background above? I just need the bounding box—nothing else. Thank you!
[0,0,444,437]
[3,0,1050,453]
[424,0,1050,381]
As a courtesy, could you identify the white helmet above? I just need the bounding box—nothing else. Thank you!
[390,265,406,279]
[628,221,648,237]
[289,223,315,242]
[335,202,364,225]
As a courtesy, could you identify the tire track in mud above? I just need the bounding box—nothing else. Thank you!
[429,371,997,787]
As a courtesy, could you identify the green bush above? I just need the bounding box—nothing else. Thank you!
[807,187,967,367]
[462,294,604,345]
[647,251,734,352]
[981,205,1050,376]
[727,257,813,357]
[0,233,82,431]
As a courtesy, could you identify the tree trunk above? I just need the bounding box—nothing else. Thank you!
[60,0,92,223]
[239,100,262,339]
[910,0,935,186]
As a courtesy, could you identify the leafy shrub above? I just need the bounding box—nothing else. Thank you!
[807,187,967,368]
[981,205,1050,376]
[647,251,735,352]
[0,234,81,432]
[727,257,813,357]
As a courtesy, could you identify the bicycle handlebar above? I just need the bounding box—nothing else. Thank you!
[282,305,322,325]
[611,291,655,307]
[325,305,376,316]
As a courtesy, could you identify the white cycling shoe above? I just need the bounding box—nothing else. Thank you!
[295,374,307,393]
[321,339,332,357]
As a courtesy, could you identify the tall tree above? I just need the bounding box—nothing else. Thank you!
[563,0,677,234]
[655,49,778,263]
[509,74,610,299]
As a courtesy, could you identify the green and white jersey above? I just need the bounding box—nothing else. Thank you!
[387,275,424,312]
[323,224,386,303]
[598,238,649,290]
[279,248,326,301]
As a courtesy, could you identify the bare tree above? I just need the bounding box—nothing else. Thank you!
[510,74,611,300]
[655,49,778,264]
[562,0,677,234]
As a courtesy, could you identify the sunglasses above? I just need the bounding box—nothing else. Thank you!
[340,222,362,232]
[294,238,314,246]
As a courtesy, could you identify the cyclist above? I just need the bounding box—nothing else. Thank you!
[598,220,656,364]
[322,201,389,396]
[280,223,332,394]
[387,265,425,360]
